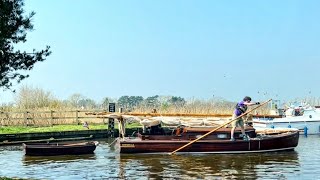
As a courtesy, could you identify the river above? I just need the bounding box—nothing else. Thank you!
[0,135,319,179]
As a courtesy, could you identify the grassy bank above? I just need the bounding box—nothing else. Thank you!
[0,123,141,134]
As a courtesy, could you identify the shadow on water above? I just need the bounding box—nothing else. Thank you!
[22,154,97,165]
[118,150,300,179]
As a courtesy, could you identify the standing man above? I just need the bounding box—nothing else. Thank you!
[230,96,260,141]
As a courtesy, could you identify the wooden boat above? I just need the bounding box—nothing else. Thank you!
[23,141,99,156]
[109,100,299,154]
[117,126,299,154]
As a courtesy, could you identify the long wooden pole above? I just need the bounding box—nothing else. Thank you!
[169,99,272,155]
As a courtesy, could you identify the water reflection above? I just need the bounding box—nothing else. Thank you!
[0,145,23,151]
[23,154,97,165]
[3,137,319,179]
[119,151,300,179]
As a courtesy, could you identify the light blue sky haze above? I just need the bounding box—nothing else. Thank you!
[1,0,320,103]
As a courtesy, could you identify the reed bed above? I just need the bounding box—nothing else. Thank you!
[0,105,270,127]
[133,100,270,115]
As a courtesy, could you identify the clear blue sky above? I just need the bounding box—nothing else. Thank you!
[1,0,320,103]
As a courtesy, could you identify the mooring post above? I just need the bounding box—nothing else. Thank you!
[118,107,125,138]
[108,118,115,137]
[304,126,308,137]
[107,103,116,137]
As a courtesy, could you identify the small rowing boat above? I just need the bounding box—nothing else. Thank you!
[23,141,99,156]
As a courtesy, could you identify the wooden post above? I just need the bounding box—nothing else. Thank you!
[102,109,106,124]
[118,108,125,138]
[24,111,28,127]
[76,110,79,125]
[121,117,126,137]
[118,117,126,139]
[6,112,9,126]
[50,110,54,127]
[0,111,2,126]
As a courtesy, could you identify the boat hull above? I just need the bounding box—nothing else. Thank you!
[253,109,320,135]
[119,131,299,154]
[253,119,320,134]
[23,141,99,156]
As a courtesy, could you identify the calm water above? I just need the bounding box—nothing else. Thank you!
[0,136,319,179]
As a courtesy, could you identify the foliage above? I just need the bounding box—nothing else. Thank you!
[1,86,282,115]
[0,177,22,180]
[63,94,99,109]
[67,93,84,108]
[168,96,186,106]
[144,95,160,108]
[101,97,110,109]
[78,98,96,109]
[118,95,144,110]
[0,0,51,91]
[101,97,118,110]
[14,85,60,109]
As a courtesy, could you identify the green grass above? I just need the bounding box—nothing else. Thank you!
[0,122,141,134]
[0,178,28,180]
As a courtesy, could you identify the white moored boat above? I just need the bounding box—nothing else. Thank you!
[253,105,320,135]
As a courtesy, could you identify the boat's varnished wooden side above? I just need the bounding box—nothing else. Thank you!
[23,141,99,156]
[119,129,299,154]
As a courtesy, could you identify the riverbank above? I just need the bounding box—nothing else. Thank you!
[0,127,138,145]
[0,122,141,134]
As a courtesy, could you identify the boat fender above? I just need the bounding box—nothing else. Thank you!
[304,126,308,137]
[176,127,184,136]
[176,128,181,136]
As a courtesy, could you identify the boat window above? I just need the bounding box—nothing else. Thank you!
[294,109,303,116]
